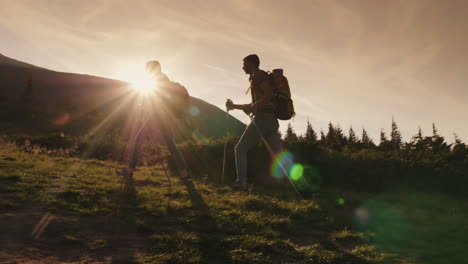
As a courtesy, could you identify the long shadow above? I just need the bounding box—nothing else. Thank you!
[183,180,233,264]
[108,178,148,264]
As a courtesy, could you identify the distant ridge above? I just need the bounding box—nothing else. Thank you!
[0,54,245,138]
[0,53,44,69]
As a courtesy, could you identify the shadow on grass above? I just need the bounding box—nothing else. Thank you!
[183,180,233,264]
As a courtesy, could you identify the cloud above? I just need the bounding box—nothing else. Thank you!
[0,0,467,141]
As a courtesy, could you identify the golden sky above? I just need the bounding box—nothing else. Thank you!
[1,0,467,141]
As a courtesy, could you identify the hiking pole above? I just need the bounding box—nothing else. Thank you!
[248,114,302,199]
[221,109,231,186]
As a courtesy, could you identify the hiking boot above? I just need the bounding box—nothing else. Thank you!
[180,169,192,182]
[233,181,248,192]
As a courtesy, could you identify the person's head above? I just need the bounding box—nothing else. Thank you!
[243,54,260,74]
[146,60,162,76]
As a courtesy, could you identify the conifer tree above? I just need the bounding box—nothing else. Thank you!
[429,123,450,153]
[390,117,402,150]
[412,127,423,143]
[432,123,439,137]
[335,124,346,144]
[361,128,374,147]
[284,122,298,141]
[305,119,317,142]
[320,129,326,143]
[409,127,426,152]
[326,122,335,143]
[379,129,393,150]
[380,129,388,144]
[348,126,358,144]
[452,133,467,155]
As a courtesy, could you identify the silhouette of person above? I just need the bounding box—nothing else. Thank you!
[226,54,282,190]
[118,60,190,181]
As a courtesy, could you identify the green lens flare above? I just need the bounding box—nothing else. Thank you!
[290,163,304,181]
[337,198,345,205]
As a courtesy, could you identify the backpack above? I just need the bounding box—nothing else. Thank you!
[162,81,190,118]
[269,69,295,120]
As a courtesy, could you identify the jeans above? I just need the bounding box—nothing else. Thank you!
[235,112,282,185]
[128,118,187,173]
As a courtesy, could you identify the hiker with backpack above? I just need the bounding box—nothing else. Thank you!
[226,54,295,190]
[117,60,190,182]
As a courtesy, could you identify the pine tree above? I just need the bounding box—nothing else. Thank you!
[412,127,423,143]
[284,122,298,141]
[326,122,346,148]
[379,128,393,151]
[320,129,326,143]
[409,126,426,152]
[326,122,335,143]
[335,124,346,144]
[390,117,402,150]
[452,133,467,154]
[432,123,439,137]
[305,120,317,142]
[429,123,450,153]
[348,126,358,144]
[361,128,374,147]
[380,129,388,144]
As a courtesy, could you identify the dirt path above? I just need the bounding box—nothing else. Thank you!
[0,201,149,264]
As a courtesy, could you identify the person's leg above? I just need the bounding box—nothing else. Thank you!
[119,125,146,178]
[160,122,189,178]
[266,130,282,157]
[251,113,281,156]
[235,122,262,187]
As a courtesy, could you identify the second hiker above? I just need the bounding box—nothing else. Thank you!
[226,54,282,190]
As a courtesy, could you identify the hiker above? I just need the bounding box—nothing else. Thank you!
[118,60,190,181]
[226,54,282,190]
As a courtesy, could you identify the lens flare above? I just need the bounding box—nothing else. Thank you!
[189,105,201,116]
[337,197,345,205]
[52,112,70,126]
[271,151,295,179]
[191,129,205,142]
[290,163,304,181]
[116,63,155,94]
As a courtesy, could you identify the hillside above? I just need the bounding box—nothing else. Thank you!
[2,139,467,263]
[0,54,245,139]
[0,141,387,264]
[0,53,43,69]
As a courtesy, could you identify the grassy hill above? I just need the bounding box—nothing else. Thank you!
[1,138,467,263]
[0,140,385,264]
[0,54,245,139]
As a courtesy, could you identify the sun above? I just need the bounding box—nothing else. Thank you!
[116,63,155,94]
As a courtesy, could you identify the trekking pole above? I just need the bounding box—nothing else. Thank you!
[161,160,172,199]
[248,114,302,199]
[221,109,231,186]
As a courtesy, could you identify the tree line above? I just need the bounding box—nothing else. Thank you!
[282,118,466,155]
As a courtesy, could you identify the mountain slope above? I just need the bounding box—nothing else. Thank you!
[0,53,43,69]
[0,54,244,138]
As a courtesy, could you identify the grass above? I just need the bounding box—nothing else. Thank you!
[0,141,467,263]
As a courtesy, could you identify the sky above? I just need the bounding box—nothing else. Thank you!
[1,0,467,142]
